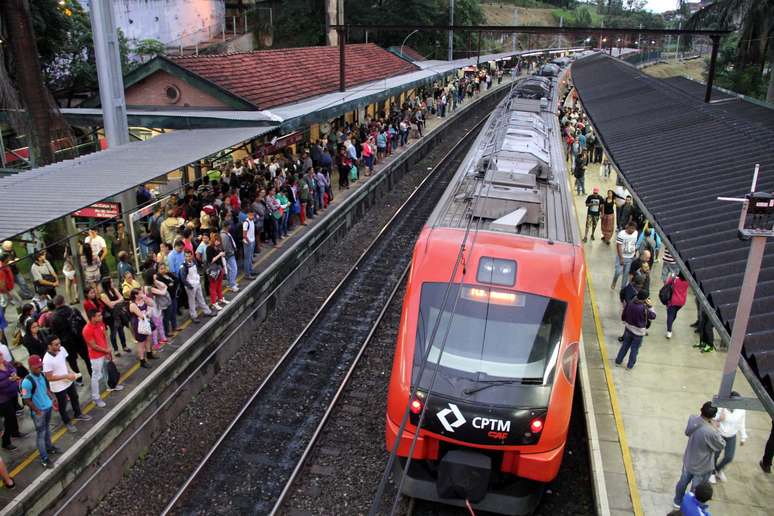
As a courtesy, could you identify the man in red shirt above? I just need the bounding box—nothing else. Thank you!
[82,309,123,408]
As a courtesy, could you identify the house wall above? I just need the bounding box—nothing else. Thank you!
[125,69,231,109]
[83,0,225,46]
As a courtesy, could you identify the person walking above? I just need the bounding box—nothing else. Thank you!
[242,208,256,279]
[665,271,689,339]
[673,402,725,509]
[760,419,773,473]
[42,335,92,432]
[709,391,747,483]
[611,222,639,290]
[600,190,617,245]
[662,247,680,282]
[583,187,604,242]
[573,151,586,196]
[20,355,60,468]
[615,290,655,369]
[82,308,124,408]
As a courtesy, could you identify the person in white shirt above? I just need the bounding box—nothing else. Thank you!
[710,391,747,483]
[42,336,92,433]
[611,221,639,290]
[84,229,107,262]
[179,250,213,323]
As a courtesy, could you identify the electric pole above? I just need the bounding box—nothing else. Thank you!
[448,0,454,61]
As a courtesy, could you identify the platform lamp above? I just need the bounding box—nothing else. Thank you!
[715,164,774,410]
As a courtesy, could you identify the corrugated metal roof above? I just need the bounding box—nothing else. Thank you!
[572,54,774,398]
[0,126,276,240]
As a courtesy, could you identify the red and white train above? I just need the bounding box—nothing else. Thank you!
[385,72,585,514]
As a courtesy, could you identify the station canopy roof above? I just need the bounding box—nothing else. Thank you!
[572,53,774,398]
[0,125,276,241]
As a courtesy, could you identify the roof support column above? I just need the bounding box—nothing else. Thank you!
[339,27,346,92]
[704,35,721,103]
[476,30,482,67]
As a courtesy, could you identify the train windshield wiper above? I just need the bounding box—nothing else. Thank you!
[463,379,522,396]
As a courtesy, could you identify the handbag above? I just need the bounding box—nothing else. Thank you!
[106,360,120,389]
[658,281,673,306]
[137,317,152,336]
[349,165,358,181]
[207,263,222,280]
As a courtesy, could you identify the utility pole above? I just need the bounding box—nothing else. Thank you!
[512,8,517,53]
[89,0,129,149]
[448,0,454,61]
[715,165,774,411]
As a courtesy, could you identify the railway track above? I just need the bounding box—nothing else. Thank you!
[162,117,488,516]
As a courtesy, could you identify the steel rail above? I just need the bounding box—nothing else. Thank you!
[162,115,490,516]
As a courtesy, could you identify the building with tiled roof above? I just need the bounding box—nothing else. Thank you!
[100,43,419,112]
[387,45,427,63]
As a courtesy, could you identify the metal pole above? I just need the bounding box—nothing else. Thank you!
[448,0,454,61]
[65,216,86,307]
[675,21,681,63]
[0,129,6,168]
[705,35,720,103]
[717,235,766,399]
[476,30,481,67]
[233,15,237,36]
[89,0,129,148]
[129,213,141,275]
[338,28,346,92]
[512,8,517,53]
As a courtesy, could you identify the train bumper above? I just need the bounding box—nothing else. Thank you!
[393,457,544,516]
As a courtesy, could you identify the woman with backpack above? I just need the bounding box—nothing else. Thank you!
[664,271,689,339]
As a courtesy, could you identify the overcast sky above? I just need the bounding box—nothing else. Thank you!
[643,0,681,13]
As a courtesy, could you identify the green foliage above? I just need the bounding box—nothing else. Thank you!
[272,0,327,48]
[552,6,601,26]
[704,33,770,100]
[30,0,131,99]
[133,39,167,60]
[481,0,564,7]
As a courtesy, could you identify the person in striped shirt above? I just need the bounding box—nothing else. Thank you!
[662,247,680,282]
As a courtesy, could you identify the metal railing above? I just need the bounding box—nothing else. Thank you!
[163,7,272,56]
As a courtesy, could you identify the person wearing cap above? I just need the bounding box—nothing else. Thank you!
[614,289,656,370]
[0,241,33,300]
[21,355,60,468]
[582,187,605,243]
[673,402,725,509]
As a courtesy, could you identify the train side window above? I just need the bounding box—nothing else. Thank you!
[477,257,516,286]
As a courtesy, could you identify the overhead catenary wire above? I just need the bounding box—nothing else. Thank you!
[368,84,516,516]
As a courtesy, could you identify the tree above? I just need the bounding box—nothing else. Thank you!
[0,0,56,165]
[35,1,132,106]
[688,0,774,102]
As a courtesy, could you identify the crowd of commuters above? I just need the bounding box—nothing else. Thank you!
[562,86,774,514]
[0,66,512,482]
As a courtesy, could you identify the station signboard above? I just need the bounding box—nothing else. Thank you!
[73,201,121,219]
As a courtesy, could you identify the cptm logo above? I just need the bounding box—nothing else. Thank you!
[437,403,466,432]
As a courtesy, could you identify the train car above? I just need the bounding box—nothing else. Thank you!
[385,76,585,515]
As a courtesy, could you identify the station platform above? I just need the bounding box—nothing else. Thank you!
[575,165,774,516]
[0,73,516,512]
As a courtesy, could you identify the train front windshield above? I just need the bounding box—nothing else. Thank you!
[414,283,567,389]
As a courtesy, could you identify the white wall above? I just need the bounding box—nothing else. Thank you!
[82,0,225,46]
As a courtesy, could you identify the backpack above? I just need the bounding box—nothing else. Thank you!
[20,373,49,396]
[69,308,87,339]
[658,281,673,306]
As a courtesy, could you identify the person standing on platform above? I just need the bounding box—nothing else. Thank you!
[673,402,725,509]
[582,187,604,242]
[710,391,747,483]
[614,290,655,369]
[678,482,713,516]
[611,222,639,290]
[760,419,774,473]
[665,271,689,339]
[42,335,92,432]
[21,355,59,469]
[662,247,680,282]
[242,208,256,280]
[573,151,587,196]
[617,195,635,230]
